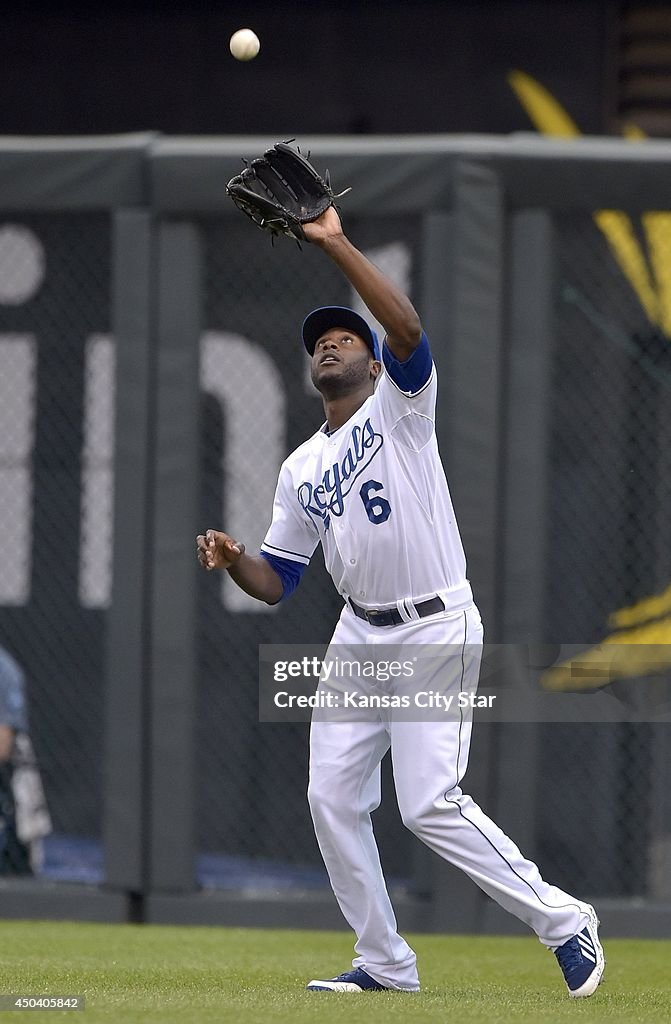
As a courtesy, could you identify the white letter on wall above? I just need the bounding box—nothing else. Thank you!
[201,332,286,613]
[79,334,115,608]
[0,336,37,605]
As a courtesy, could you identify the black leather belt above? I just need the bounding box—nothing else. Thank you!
[348,595,445,627]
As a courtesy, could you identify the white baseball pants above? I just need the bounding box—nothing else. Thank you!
[308,602,592,991]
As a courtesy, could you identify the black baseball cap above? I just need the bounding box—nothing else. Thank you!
[302,306,381,361]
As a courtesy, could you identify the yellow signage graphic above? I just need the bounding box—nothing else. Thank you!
[508,70,671,337]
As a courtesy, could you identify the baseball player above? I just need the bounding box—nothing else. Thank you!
[196,205,604,997]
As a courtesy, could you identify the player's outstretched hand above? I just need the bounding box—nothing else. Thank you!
[301,205,344,247]
[196,529,245,571]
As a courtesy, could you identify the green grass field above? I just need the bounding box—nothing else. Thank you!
[0,921,669,1023]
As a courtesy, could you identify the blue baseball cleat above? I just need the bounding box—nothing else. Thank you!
[306,967,390,992]
[553,906,605,997]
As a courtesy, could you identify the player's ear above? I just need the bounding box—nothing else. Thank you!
[370,359,382,381]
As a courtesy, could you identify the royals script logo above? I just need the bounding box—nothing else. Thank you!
[297,418,383,530]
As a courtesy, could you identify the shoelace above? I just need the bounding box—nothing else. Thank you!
[554,937,584,975]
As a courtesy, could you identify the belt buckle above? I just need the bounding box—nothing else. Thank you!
[366,608,392,627]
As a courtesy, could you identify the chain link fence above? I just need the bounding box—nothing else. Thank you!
[194,216,419,889]
[535,211,671,898]
[0,214,111,882]
[0,140,669,927]
[192,203,671,904]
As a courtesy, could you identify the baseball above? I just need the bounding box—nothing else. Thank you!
[230,28,260,61]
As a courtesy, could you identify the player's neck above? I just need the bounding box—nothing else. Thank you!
[322,386,373,433]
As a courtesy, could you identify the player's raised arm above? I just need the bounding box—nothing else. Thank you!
[302,207,422,363]
[196,529,283,605]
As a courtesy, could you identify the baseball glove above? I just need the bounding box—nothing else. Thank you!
[226,141,350,244]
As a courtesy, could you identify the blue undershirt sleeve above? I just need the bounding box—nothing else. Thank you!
[259,550,307,601]
[382,331,432,393]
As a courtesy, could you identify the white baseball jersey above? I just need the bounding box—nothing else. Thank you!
[261,353,469,609]
[261,338,594,988]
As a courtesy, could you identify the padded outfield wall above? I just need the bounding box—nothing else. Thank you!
[0,134,669,936]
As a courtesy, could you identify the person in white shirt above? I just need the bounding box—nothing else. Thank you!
[196,206,604,998]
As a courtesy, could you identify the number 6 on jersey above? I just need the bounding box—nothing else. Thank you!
[359,479,391,524]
